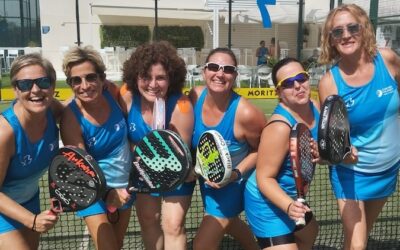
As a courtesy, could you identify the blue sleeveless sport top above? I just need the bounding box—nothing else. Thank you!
[69,90,131,188]
[191,89,249,169]
[331,52,400,173]
[1,102,59,203]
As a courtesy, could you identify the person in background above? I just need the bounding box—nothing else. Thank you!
[318,4,400,250]
[60,46,133,250]
[189,47,266,250]
[268,37,281,60]
[244,57,319,250]
[0,54,60,249]
[256,40,269,66]
[120,41,195,250]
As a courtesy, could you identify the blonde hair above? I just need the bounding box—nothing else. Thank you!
[10,53,56,87]
[319,4,377,65]
[62,46,106,79]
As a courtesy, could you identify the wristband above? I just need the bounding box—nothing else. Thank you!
[31,214,37,232]
[232,168,242,181]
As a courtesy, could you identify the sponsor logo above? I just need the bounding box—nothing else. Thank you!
[376,85,394,98]
[133,161,155,188]
[61,151,96,178]
[55,188,70,205]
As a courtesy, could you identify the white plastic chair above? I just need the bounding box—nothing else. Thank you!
[191,65,203,86]
[237,65,253,88]
[257,66,272,88]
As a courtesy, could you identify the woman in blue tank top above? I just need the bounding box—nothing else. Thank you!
[189,48,266,250]
[319,4,400,249]
[119,41,195,250]
[60,46,132,250]
[244,58,319,249]
[0,54,60,249]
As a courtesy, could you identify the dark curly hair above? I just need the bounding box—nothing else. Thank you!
[122,41,187,96]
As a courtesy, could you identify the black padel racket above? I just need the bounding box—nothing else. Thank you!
[318,95,351,165]
[289,123,315,227]
[128,129,192,193]
[195,130,232,186]
[48,146,107,214]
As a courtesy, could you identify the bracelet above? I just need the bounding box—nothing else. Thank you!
[286,202,293,214]
[232,168,242,181]
[31,214,37,232]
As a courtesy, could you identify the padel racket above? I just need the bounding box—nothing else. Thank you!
[195,130,232,186]
[289,123,315,227]
[127,129,192,193]
[48,146,107,214]
[318,95,351,165]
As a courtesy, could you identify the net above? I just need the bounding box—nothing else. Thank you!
[38,165,400,250]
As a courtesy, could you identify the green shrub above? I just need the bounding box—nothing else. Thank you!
[156,26,204,50]
[100,25,150,48]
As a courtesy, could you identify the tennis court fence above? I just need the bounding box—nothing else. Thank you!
[38,166,400,250]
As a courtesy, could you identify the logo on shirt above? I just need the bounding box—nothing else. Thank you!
[114,119,126,132]
[129,123,136,132]
[345,98,355,108]
[21,155,32,166]
[49,140,58,152]
[87,137,96,148]
[376,85,394,98]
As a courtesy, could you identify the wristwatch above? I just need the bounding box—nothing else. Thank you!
[232,168,242,181]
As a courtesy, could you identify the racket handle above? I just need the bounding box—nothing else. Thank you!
[295,198,306,227]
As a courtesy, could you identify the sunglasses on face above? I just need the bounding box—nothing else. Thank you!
[205,62,237,74]
[15,77,52,92]
[67,73,98,86]
[276,71,310,89]
[330,23,362,39]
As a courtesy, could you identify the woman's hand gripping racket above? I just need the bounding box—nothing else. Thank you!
[195,130,232,187]
[289,123,316,227]
[318,95,352,165]
[48,146,107,214]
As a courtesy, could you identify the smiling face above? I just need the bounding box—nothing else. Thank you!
[13,64,54,114]
[137,63,169,104]
[203,52,237,93]
[69,61,104,103]
[330,11,363,57]
[276,62,310,106]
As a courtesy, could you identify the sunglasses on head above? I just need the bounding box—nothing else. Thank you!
[67,73,99,86]
[330,23,362,39]
[15,77,52,92]
[276,71,310,89]
[205,62,237,74]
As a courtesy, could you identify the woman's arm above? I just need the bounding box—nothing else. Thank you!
[169,95,194,148]
[234,98,267,177]
[318,71,338,105]
[0,117,58,232]
[379,48,400,89]
[60,107,86,149]
[256,119,307,221]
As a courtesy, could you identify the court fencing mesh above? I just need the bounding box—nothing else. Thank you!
[38,166,400,250]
